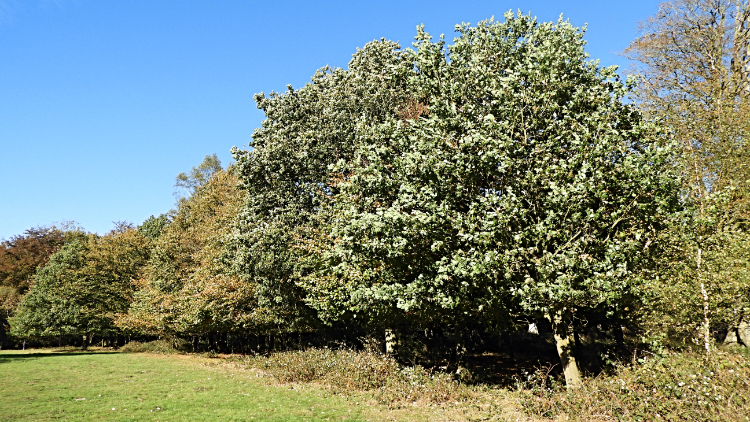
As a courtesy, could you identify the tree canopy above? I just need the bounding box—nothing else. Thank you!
[231,12,682,386]
[0,226,71,347]
[174,153,223,200]
[10,227,151,347]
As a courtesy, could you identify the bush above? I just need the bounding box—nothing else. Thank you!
[519,349,750,421]
[120,339,187,354]
[244,348,470,405]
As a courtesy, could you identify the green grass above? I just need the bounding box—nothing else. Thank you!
[13,345,745,421]
[0,348,428,422]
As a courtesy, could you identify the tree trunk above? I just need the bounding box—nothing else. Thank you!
[724,327,739,344]
[213,334,217,352]
[697,246,711,354]
[220,332,228,353]
[738,318,750,347]
[453,324,470,378]
[613,323,625,352]
[700,281,711,353]
[546,310,582,389]
[502,331,515,362]
[385,328,398,358]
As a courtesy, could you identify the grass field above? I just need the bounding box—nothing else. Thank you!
[0,349,434,422]
[5,346,747,421]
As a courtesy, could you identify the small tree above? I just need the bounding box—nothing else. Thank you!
[625,0,750,349]
[174,154,223,200]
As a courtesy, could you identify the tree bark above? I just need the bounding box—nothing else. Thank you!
[385,328,398,358]
[546,310,582,389]
[738,318,750,347]
[698,247,711,354]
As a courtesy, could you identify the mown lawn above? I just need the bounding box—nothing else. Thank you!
[0,349,429,422]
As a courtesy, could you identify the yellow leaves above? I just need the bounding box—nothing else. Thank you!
[120,169,250,334]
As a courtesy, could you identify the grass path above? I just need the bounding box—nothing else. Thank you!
[0,349,429,422]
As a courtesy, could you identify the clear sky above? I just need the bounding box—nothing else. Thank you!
[0,0,662,239]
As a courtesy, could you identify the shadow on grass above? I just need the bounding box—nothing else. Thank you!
[462,333,562,386]
[460,332,633,387]
[0,349,120,363]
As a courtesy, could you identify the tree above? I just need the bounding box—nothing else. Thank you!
[139,214,170,240]
[296,13,681,387]
[11,227,151,348]
[174,154,223,200]
[10,239,89,342]
[118,168,258,344]
[228,38,416,338]
[624,0,750,349]
[625,0,749,201]
[0,226,67,347]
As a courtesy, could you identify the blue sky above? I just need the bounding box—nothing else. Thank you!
[0,0,662,239]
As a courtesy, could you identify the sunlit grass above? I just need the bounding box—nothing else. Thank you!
[0,348,428,421]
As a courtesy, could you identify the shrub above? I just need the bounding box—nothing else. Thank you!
[120,339,187,354]
[244,348,470,406]
[519,349,750,421]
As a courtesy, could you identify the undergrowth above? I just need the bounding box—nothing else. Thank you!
[517,348,750,421]
[242,348,472,407]
[239,345,750,420]
[120,339,187,354]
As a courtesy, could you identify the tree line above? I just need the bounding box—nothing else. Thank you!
[2,1,748,388]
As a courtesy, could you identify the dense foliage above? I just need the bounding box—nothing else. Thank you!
[0,226,75,347]
[116,166,252,340]
[10,227,150,347]
[226,38,415,337]
[230,12,682,385]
